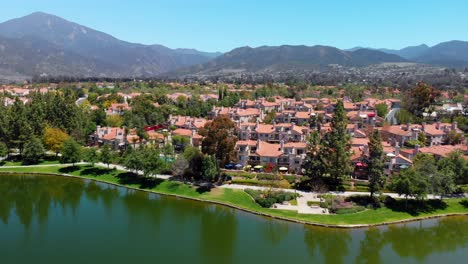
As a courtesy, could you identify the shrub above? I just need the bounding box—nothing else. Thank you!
[231,179,291,189]
[244,189,299,208]
[320,201,329,208]
[257,173,282,181]
[283,175,299,184]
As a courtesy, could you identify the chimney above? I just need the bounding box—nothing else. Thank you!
[452,121,458,131]
[411,128,419,140]
[413,144,420,157]
[436,121,441,130]
[280,140,284,152]
[421,122,426,132]
[406,123,412,131]
[257,139,261,150]
[363,145,369,155]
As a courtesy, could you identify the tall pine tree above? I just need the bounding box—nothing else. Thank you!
[321,100,352,188]
[366,129,385,199]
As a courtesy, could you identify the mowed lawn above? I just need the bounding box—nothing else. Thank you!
[0,164,467,226]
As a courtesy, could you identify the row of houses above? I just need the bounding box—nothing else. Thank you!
[90,94,466,176]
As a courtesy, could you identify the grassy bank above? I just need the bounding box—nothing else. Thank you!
[1,165,467,227]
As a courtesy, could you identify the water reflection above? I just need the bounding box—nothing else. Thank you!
[304,226,351,264]
[0,174,467,263]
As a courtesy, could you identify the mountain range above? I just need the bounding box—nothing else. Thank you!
[0,12,467,82]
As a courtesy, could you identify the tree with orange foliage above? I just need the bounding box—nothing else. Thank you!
[199,115,237,166]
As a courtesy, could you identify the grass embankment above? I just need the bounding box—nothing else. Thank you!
[1,164,467,227]
[0,156,61,166]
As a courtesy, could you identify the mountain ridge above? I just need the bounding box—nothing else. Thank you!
[0,12,467,82]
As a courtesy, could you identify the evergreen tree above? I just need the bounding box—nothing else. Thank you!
[302,132,327,183]
[22,137,45,165]
[6,98,32,154]
[0,142,8,158]
[366,130,385,199]
[321,100,352,187]
[61,138,82,166]
[27,92,47,136]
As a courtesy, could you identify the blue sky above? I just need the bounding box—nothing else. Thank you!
[1,0,467,52]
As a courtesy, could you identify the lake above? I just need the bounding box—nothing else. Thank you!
[1,174,467,264]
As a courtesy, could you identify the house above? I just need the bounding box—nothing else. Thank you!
[235,140,307,174]
[106,103,131,115]
[92,126,126,149]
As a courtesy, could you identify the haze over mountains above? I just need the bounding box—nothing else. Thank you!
[0,12,467,82]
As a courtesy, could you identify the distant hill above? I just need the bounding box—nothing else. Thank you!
[174,45,407,76]
[414,40,468,67]
[0,12,219,80]
[379,44,430,60]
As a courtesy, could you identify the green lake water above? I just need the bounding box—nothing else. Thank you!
[0,174,467,264]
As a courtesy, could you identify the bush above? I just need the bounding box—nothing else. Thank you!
[245,189,299,208]
[226,171,255,179]
[283,175,299,184]
[231,179,291,189]
[257,173,282,180]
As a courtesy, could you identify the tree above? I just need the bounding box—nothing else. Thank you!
[43,127,69,156]
[82,147,99,166]
[141,146,163,177]
[6,98,32,154]
[395,109,414,124]
[183,146,204,180]
[172,135,190,152]
[438,150,467,184]
[61,138,82,166]
[391,170,412,203]
[430,168,456,199]
[123,147,143,173]
[417,132,427,146]
[391,168,428,205]
[22,137,45,165]
[0,142,8,158]
[321,100,352,187]
[202,155,218,181]
[404,82,440,117]
[302,132,327,182]
[375,103,388,118]
[99,143,112,168]
[172,156,189,178]
[161,143,175,159]
[366,130,385,199]
[446,130,462,145]
[105,115,124,127]
[199,116,237,166]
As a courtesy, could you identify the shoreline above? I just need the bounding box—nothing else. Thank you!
[1,171,467,229]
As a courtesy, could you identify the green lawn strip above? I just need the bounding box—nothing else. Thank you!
[1,165,467,226]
